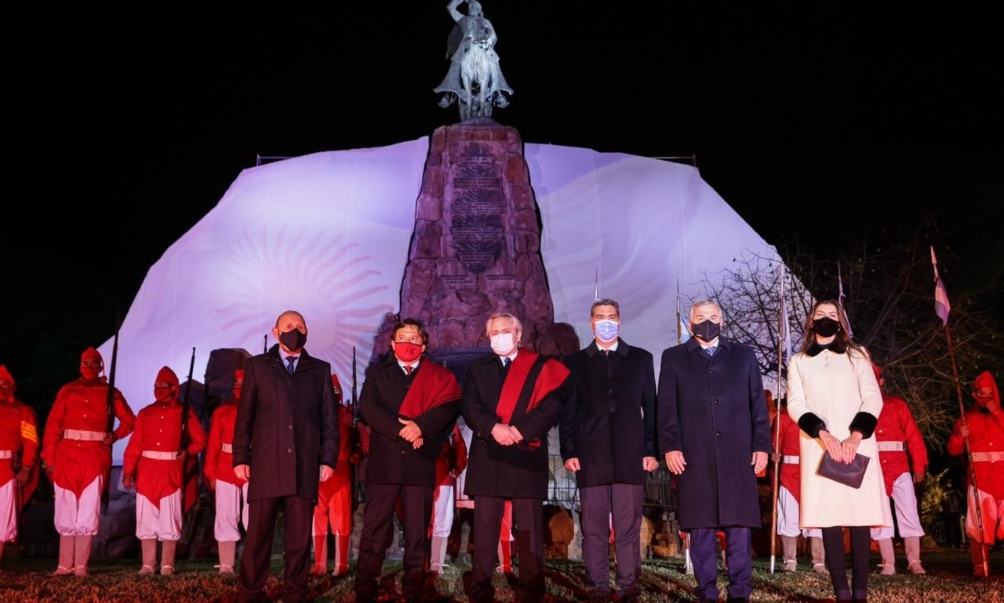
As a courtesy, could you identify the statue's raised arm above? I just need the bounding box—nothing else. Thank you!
[433,0,513,123]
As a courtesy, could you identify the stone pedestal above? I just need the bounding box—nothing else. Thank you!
[398,124,560,356]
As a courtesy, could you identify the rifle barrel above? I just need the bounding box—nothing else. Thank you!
[106,316,121,434]
[180,347,196,453]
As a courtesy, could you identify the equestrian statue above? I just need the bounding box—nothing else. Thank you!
[434,0,513,123]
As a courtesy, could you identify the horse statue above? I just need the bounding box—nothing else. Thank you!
[434,0,513,123]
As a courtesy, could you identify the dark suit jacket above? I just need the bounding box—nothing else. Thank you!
[461,352,571,500]
[656,338,770,529]
[358,356,460,488]
[560,340,657,487]
[233,344,339,503]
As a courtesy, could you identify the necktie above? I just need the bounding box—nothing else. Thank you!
[502,357,510,373]
[705,346,716,358]
[286,356,296,376]
[404,365,413,375]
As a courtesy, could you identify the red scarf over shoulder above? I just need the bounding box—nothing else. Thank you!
[496,350,570,423]
[398,361,462,419]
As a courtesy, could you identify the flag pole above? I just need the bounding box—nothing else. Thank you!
[676,279,683,346]
[932,246,988,576]
[838,261,853,337]
[675,277,692,574]
[769,264,786,573]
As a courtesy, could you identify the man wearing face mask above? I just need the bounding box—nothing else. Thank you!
[233,310,340,603]
[0,365,39,572]
[122,366,207,575]
[656,299,770,603]
[461,312,573,603]
[354,318,462,603]
[947,370,1004,578]
[42,346,136,577]
[558,299,657,603]
[204,368,248,575]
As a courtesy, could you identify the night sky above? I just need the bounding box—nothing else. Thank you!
[6,4,1001,400]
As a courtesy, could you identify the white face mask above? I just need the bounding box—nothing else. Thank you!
[491,333,516,356]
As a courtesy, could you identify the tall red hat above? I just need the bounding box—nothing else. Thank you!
[82,346,103,363]
[0,365,14,389]
[973,370,999,408]
[156,366,180,388]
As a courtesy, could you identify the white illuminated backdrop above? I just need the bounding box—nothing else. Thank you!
[102,136,783,461]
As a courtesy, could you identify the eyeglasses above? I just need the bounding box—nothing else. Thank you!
[80,360,103,368]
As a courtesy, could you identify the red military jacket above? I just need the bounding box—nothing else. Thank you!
[874,394,928,495]
[0,397,39,501]
[42,377,135,498]
[435,423,468,488]
[771,411,802,504]
[318,403,356,500]
[948,406,1004,499]
[123,400,207,509]
[204,401,244,489]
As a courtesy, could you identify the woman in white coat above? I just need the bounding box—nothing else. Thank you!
[786,299,892,603]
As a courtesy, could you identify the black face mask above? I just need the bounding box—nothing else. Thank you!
[812,317,840,338]
[279,328,307,352]
[691,320,721,342]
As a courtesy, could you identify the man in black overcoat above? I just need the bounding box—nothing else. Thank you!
[461,312,572,603]
[354,318,462,603]
[656,299,770,603]
[559,299,657,603]
[233,310,340,603]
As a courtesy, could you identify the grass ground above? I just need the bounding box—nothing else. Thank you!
[0,547,1001,602]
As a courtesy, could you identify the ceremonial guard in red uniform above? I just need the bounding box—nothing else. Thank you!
[947,370,1004,577]
[0,365,39,571]
[204,369,248,574]
[869,364,929,575]
[771,399,826,574]
[310,373,355,577]
[123,366,207,575]
[42,346,135,577]
[429,422,468,574]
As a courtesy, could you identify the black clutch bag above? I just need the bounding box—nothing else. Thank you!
[817,453,870,489]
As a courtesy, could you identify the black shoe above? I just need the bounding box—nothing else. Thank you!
[726,598,749,603]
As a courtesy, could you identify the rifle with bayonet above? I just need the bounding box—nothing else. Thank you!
[350,347,362,506]
[180,347,196,456]
[106,316,121,435]
[178,347,198,517]
[102,315,121,507]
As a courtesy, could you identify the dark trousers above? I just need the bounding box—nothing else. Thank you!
[690,526,753,601]
[580,483,643,596]
[237,494,314,603]
[469,496,545,603]
[355,483,433,599]
[822,525,870,600]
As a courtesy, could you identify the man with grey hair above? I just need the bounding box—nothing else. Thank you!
[657,299,771,603]
[560,299,658,603]
[461,312,572,603]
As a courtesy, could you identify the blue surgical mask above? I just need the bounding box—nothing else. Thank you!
[594,319,619,343]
